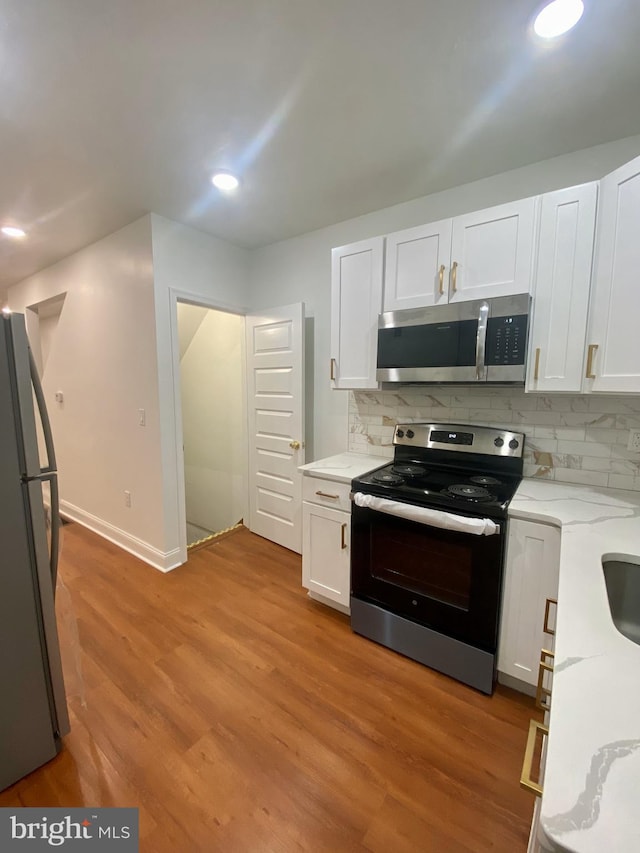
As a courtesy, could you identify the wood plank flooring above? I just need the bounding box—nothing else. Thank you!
[1,523,539,851]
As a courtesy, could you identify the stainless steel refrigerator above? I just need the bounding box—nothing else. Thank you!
[0,311,70,791]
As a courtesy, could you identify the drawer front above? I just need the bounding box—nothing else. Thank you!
[303,476,352,511]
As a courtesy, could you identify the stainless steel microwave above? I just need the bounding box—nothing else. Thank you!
[376,293,530,384]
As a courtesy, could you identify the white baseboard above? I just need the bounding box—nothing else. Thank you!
[60,501,184,573]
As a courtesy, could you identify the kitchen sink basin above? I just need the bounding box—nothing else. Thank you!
[603,556,640,646]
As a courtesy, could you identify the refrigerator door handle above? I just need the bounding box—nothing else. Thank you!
[28,347,57,473]
[40,473,60,589]
[28,349,60,588]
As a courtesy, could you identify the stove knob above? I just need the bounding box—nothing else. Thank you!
[406,429,415,439]
[509,438,519,450]
[494,437,504,447]
[396,429,405,438]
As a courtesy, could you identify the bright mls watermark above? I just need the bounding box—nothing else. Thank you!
[0,808,138,850]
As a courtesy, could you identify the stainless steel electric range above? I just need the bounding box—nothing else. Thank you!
[350,422,525,694]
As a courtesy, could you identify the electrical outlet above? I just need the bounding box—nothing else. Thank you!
[628,429,640,452]
[124,490,132,508]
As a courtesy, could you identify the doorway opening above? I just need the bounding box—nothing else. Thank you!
[176,302,246,548]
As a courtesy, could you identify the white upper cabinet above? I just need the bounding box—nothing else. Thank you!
[383,219,452,311]
[381,198,538,313]
[526,183,598,393]
[585,154,640,393]
[330,237,384,389]
[449,197,538,303]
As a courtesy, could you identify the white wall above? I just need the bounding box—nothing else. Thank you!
[7,216,169,566]
[247,134,640,462]
[178,304,246,535]
[151,214,251,565]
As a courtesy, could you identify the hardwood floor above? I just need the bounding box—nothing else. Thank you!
[1,523,539,851]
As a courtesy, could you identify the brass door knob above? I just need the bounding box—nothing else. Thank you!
[289,440,301,450]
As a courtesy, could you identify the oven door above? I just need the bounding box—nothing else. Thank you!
[351,500,505,652]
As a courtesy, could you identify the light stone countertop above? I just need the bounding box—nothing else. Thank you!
[298,452,385,484]
[509,479,640,853]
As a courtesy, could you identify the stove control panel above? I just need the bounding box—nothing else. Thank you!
[393,422,525,458]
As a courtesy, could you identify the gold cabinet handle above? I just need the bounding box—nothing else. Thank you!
[543,598,557,636]
[521,719,549,796]
[438,264,445,295]
[536,649,555,713]
[586,344,598,379]
[315,490,339,500]
[289,440,301,450]
[341,522,347,549]
[534,347,541,381]
[451,260,458,293]
[330,357,337,381]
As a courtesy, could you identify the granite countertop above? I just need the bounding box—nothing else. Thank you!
[298,452,385,484]
[509,479,640,853]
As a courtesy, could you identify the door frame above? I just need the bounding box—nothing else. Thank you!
[168,287,249,564]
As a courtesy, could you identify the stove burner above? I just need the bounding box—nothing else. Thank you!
[444,484,492,502]
[391,464,426,478]
[470,475,501,486]
[372,471,405,486]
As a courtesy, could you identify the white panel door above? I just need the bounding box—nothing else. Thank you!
[383,219,453,311]
[330,237,383,389]
[586,154,640,393]
[527,183,598,393]
[246,304,304,553]
[302,502,350,609]
[449,198,537,302]
[498,518,560,688]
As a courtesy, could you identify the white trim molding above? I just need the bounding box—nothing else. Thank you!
[60,500,183,573]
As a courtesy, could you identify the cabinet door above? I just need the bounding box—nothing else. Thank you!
[330,237,383,389]
[383,219,452,311]
[498,518,560,688]
[302,502,350,609]
[586,155,640,393]
[449,198,537,302]
[526,183,597,393]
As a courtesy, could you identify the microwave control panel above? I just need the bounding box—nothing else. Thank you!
[486,315,527,365]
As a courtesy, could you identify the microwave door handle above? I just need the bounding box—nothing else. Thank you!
[475,302,489,381]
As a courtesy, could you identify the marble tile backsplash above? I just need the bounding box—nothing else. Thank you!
[348,388,640,491]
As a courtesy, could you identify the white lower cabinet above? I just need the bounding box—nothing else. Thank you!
[498,518,561,690]
[302,496,351,612]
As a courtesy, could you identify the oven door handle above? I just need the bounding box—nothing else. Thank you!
[476,301,489,381]
[351,492,500,536]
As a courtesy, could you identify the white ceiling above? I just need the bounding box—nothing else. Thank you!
[1,0,640,290]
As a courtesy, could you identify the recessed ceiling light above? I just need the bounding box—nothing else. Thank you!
[534,0,584,38]
[1,225,27,239]
[211,172,240,192]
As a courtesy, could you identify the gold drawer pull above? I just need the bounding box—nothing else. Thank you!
[330,357,337,381]
[536,649,555,713]
[438,264,445,295]
[543,598,557,636]
[315,490,339,500]
[521,719,549,796]
[341,522,347,549]
[586,344,598,379]
[534,347,541,381]
[451,260,458,293]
